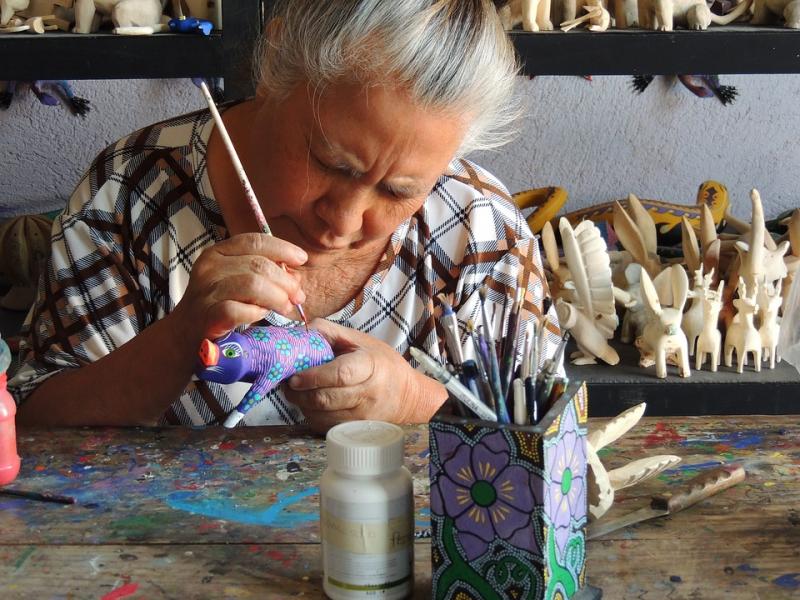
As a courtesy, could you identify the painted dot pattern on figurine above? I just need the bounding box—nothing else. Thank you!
[194,326,335,421]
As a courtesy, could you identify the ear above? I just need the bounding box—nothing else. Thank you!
[735,240,749,256]
[671,265,689,311]
[681,216,700,274]
[624,262,642,284]
[776,240,791,259]
[639,267,662,316]
[628,194,658,257]
[613,200,650,269]
[652,267,674,305]
[541,221,561,273]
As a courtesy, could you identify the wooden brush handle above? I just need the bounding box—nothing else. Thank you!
[651,464,745,513]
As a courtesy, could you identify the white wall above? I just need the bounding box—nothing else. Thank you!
[2,75,799,220]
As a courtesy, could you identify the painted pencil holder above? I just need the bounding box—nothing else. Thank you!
[428,384,588,600]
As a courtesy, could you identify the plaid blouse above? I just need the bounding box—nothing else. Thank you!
[9,108,560,426]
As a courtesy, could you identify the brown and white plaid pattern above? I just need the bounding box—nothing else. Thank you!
[9,109,561,426]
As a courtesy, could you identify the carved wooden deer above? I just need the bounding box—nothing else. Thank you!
[757,278,783,369]
[682,266,706,356]
[696,276,724,372]
[724,278,761,373]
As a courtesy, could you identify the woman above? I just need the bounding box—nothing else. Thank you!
[10,0,558,428]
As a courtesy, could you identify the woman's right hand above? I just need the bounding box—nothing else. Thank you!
[172,233,308,341]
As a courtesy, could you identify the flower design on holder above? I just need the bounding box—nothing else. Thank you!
[545,403,587,558]
[431,430,536,561]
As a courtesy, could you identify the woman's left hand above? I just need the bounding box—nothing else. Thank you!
[284,318,447,433]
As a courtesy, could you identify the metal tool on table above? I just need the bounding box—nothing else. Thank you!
[587,464,746,540]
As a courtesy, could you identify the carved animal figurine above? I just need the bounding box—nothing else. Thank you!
[195,326,334,427]
[757,279,783,369]
[560,0,611,30]
[558,181,729,245]
[73,0,162,33]
[695,277,725,372]
[613,194,662,279]
[638,0,752,30]
[682,266,707,356]
[636,265,691,379]
[619,263,647,344]
[554,218,620,365]
[497,0,553,31]
[752,0,800,27]
[734,190,791,291]
[724,279,761,373]
[586,403,681,520]
[0,0,28,25]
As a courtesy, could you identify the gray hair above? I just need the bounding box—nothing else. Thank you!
[255,0,521,156]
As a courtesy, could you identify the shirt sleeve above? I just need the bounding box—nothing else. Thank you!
[7,159,149,406]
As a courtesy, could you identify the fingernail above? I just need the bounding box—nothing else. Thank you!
[289,375,301,389]
[295,248,308,262]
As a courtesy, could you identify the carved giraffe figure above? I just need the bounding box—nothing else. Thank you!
[757,278,783,369]
[696,278,724,372]
[724,278,761,373]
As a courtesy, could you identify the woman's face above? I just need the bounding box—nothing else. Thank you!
[247,80,468,266]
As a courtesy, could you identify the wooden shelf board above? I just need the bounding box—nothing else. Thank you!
[511,27,800,75]
[566,338,800,416]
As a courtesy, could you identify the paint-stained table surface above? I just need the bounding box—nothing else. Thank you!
[0,417,798,599]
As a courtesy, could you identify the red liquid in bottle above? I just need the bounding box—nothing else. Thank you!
[0,373,20,485]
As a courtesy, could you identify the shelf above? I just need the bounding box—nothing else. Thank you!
[510,26,800,75]
[0,0,262,100]
[566,338,800,417]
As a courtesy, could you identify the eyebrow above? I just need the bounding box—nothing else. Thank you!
[316,140,427,199]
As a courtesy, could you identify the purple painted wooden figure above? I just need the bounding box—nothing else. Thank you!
[195,326,334,427]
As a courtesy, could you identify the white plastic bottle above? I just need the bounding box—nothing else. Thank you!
[321,421,414,600]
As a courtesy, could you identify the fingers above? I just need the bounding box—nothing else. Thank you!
[288,351,374,390]
[287,385,362,413]
[308,318,371,351]
[215,233,308,267]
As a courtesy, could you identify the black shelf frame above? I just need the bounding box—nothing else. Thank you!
[511,26,800,75]
[0,0,263,100]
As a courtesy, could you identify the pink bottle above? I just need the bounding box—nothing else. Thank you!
[0,339,20,486]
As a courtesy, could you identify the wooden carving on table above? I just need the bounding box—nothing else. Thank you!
[560,0,611,31]
[681,266,707,357]
[0,0,28,25]
[497,0,555,31]
[757,278,782,369]
[638,0,752,30]
[553,217,620,366]
[724,278,762,373]
[72,0,163,33]
[586,403,681,520]
[751,0,800,27]
[636,265,691,379]
[695,274,725,372]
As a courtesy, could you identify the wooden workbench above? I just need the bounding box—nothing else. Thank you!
[0,417,797,599]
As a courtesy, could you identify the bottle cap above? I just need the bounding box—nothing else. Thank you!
[326,421,405,476]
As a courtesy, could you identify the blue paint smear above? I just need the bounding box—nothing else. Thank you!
[737,564,759,573]
[773,574,800,589]
[166,486,319,527]
[681,432,764,449]
[416,507,430,527]
[664,461,723,474]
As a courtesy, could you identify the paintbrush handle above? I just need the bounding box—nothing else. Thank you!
[651,464,745,513]
[199,81,271,235]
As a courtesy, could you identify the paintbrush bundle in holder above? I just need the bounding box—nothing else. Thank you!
[417,285,572,426]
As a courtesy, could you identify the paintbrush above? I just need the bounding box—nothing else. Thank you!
[0,488,75,505]
[197,80,308,331]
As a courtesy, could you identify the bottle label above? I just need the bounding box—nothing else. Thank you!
[321,496,413,596]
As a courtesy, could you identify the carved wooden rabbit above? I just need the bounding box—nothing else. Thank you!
[636,264,691,379]
[696,277,725,372]
[724,278,761,373]
[0,0,28,26]
[73,0,162,33]
[757,278,782,369]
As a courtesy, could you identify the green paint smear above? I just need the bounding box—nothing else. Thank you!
[110,512,177,541]
[14,547,35,570]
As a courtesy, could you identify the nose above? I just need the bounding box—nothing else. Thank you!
[198,339,219,367]
[315,184,374,238]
